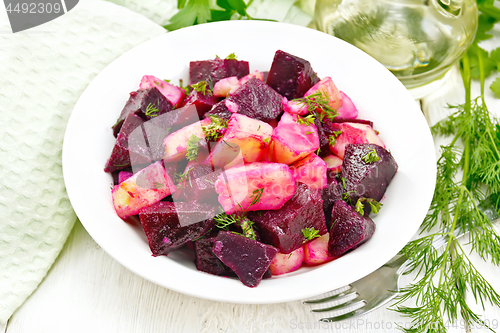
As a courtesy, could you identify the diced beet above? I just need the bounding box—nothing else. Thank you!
[139,201,216,256]
[248,183,327,253]
[212,231,278,287]
[204,100,233,120]
[139,75,186,108]
[142,108,195,162]
[328,117,374,127]
[341,144,398,203]
[104,113,151,173]
[321,176,344,228]
[189,58,249,85]
[266,50,319,100]
[112,87,174,138]
[194,235,235,276]
[112,89,148,137]
[173,163,223,206]
[227,78,283,123]
[328,200,375,257]
[118,171,133,183]
[314,117,331,158]
[182,90,219,118]
[134,87,174,121]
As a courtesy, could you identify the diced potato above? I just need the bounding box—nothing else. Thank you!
[269,112,319,165]
[323,155,343,174]
[290,153,327,189]
[205,114,272,168]
[239,70,265,85]
[282,97,308,115]
[270,247,305,275]
[215,162,296,214]
[139,75,186,108]
[330,122,385,159]
[163,118,211,163]
[304,76,342,112]
[213,76,241,97]
[112,161,176,219]
[337,91,358,119]
[303,233,336,265]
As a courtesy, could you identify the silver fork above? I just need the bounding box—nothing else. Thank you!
[303,198,500,322]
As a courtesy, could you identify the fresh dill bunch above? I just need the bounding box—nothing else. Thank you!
[202,115,228,141]
[392,45,500,333]
[186,134,200,161]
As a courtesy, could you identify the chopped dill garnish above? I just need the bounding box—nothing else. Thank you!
[292,91,338,122]
[145,103,160,117]
[152,181,164,189]
[296,114,316,126]
[249,188,264,207]
[191,80,211,96]
[362,148,380,164]
[263,137,271,144]
[186,134,200,161]
[225,52,237,60]
[202,115,228,141]
[301,227,320,242]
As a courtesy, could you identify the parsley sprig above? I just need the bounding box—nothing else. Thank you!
[164,0,269,31]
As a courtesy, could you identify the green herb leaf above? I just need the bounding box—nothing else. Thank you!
[225,52,237,60]
[186,134,200,161]
[153,181,164,189]
[362,148,380,164]
[191,80,211,95]
[301,227,321,242]
[202,115,229,141]
[355,198,382,216]
[164,0,212,31]
[296,114,316,126]
[214,212,239,229]
[145,103,160,117]
[263,137,271,144]
[328,135,336,146]
[490,77,500,98]
[249,188,264,207]
[292,91,338,122]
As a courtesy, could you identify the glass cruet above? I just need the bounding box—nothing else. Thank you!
[313,0,478,94]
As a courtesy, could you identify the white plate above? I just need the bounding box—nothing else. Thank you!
[62,20,436,304]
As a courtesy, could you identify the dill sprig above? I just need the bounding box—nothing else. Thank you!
[213,213,256,240]
[145,103,160,117]
[186,134,200,161]
[202,115,229,141]
[292,91,338,122]
[392,29,500,332]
